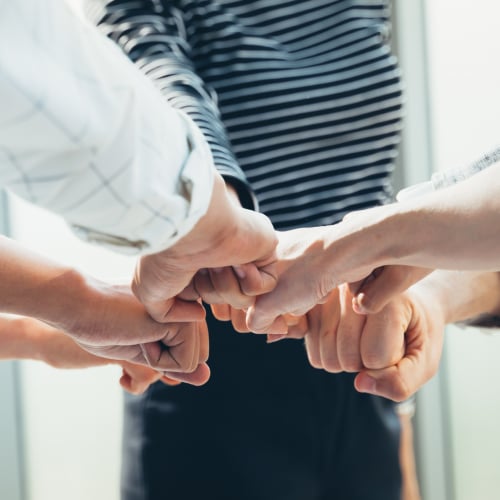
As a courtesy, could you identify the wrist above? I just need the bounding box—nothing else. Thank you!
[37,269,96,338]
[321,205,403,283]
[154,174,263,271]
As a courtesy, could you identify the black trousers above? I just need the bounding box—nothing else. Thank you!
[121,308,401,500]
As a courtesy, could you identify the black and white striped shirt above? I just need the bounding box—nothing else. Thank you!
[89,0,403,229]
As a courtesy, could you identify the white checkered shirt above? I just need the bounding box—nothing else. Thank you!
[0,0,214,254]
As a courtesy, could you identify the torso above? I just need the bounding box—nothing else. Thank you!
[184,0,403,228]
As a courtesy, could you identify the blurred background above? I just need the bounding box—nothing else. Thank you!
[1,1,500,499]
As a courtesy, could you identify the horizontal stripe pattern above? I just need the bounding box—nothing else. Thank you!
[90,0,403,228]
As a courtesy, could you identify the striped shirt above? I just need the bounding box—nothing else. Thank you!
[89,0,403,229]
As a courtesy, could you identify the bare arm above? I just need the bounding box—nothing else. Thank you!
[0,236,210,384]
[250,162,500,330]
[0,315,176,394]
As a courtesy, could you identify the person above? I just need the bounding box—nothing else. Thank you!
[0,314,172,395]
[89,1,416,499]
[1,0,278,370]
[249,148,500,332]
[0,234,210,383]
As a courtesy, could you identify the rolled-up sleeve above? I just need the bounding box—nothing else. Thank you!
[0,0,214,255]
[87,0,256,211]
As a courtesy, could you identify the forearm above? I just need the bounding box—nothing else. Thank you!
[1,0,213,255]
[0,236,94,334]
[384,163,500,271]
[0,315,112,369]
[318,161,500,287]
[410,270,500,327]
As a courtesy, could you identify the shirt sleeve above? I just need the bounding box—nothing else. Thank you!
[0,0,214,255]
[85,0,257,210]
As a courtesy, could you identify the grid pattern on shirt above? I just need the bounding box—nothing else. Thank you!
[1,0,213,252]
[92,0,403,229]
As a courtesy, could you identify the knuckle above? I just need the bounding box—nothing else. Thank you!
[307,354,323,370]
[322,356,341,373]
[341,354,362,373]
[362,350,393,370]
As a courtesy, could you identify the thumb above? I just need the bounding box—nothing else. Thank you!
[233,261,278,297]
[352,266,433,314]
[144,297,206,324]
[354,353,426,402]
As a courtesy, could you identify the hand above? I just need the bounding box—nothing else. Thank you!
[304,284,406,374]
[248,227,338,332]
[248,207,431,333]
[303,284,444,401]
[119,363,183,394]
[349,266,433,314]
[59,280,210,384]
[354,287,445,401]
[133,172,278,322]
[0,316,178,394]
[211,303,307,337]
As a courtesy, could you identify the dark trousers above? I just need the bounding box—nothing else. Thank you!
[121,308,401,500]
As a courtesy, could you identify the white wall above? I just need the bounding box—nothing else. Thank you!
[424,1,500,499]
[9,195,136,500]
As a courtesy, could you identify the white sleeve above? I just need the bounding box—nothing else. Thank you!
[397,145,500,202]
[0,0,214,255]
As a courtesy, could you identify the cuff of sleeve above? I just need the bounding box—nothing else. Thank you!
[222,175,258,211]
[71,111,215,256]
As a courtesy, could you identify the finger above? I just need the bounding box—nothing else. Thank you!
[252,313,289,335]
[211,303,231,321]
[144,297,206,323]
[119,365,163,395]
[336,284,366,372]
[141,322,201,372]
[234,261,278,297]
[249,274,325,333]
[266,333,288,343]
[230,308,251,333]
[354,356,423,402]
[285,314,308,339]
[304,333,322,369]
[162,362,211,386]
[352,266,433,314]
[120,369,142,394]
[198,320,209,364]
[193,268,225,304]
[161,375,182,386]
[265,314,308,343]
[305,292,343,371]
[209,267,253,309]
[359,301,408,370]
[354,315,442,401]
[316,294,342,372]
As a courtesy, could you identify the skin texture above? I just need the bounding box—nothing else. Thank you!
[132,172,279,323]
[248,162,500,331]
[0,176,276,387]
[0,315,178,394]
[212,269,500,401]
[0,235,209,384]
